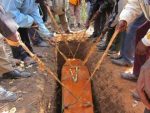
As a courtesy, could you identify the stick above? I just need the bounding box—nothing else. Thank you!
[83,29,107,65]
[90,30,119,77]
[83,10,111,65]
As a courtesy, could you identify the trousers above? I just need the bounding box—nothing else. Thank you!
[133,21,150,76]
[120,14,146,64]
[11,28,33,60]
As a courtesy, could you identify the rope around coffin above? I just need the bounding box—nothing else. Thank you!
[16,2,120,110]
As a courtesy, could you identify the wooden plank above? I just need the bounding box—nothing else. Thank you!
[61,59,94,113]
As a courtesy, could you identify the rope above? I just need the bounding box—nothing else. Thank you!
[45,2,74,57]
[64,30,120,108]
[17,35,78,101]
[83,29,108,65]
[73,30,87,58]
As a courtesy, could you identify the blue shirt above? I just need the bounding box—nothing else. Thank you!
[0,0,52,38]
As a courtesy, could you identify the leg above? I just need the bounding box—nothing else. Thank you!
[0,35,31,78]
[99,12,106,33]
[86,2,91,16]
[121,14,146,64]
[89,13,101,38]
[0,35,13,74]
[18,28,33,52]
[133,21,150,77]
[39,0,48,22]
[75,4,81,26]
[69,3,75,26]
[11,46,28,60]
[59,13,70,32]
[28,28,45,45]
[11,28,33,61]
[29,28,48,47]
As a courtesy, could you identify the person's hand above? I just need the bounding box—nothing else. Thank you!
[7,32,19,42]
[44,33,56,46]
[5,32,20,47]
[32,22,39,29]
[115,20,127,32]
[85,20,90,29]
[137,58,150,109]
[136,40,148,55]
[48,37,56,46]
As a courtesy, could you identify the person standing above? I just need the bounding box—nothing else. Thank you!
[0,4,31,102]
[69,0,82,28]
[0,0,54,65]
[46,0,72,33]
[98,0,127,53]
[111,14,146,67]
[116,0,150,112]
[85,0,114,38]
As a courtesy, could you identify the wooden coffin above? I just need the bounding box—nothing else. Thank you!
[61,59,94,113]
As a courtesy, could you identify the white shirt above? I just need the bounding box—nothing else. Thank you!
[119,0,150,46]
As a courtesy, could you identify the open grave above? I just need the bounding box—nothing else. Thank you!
[0,32,145,113]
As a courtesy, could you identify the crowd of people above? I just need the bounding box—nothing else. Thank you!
[0,0,150,112]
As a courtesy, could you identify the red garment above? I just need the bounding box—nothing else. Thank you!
[133,21,150,76]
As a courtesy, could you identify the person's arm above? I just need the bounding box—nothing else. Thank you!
[116,0,142,32]
[30,1,53,38]
[116,0,150,55]
[108,0,128,28]
[119,0,142,25]
[119,0,150,49]
[0,4,20,46]
[1,0,34,28]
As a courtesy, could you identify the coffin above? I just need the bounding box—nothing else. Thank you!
[61,59,94,113]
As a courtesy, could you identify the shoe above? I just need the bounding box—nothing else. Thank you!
[110,54,122,60]
[111,58,133,67]
[36,41,49,47]
[0,87,17,102]
[2,69,31,79]
[121,72,138,81]
[132,91,141,101]
[23,57,36,66]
